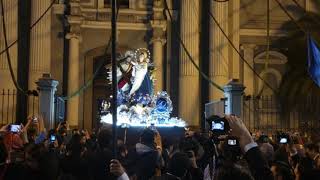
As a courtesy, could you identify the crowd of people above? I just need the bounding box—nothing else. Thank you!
[0,115,320,180]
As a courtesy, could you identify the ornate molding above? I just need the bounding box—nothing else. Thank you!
[240,44,257,51]
[240,28,287,37]
[53,3,66,15]
[150,20,166,31]
[81,20,150,30]
[254,51,287,64]
[150,36,166,45]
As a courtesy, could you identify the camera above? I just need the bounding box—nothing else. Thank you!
[207,115,230,135]
[9,125,21,133]
[222,136,241,162]
[228,139,237,146]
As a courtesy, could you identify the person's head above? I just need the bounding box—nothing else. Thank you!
[167,152,192,179]
[294,157,314,180]
[214,162,254,180]
[24,143,46,170]
[304,143,319,159]
[27,127,37,143]
[259,142,274,164]
[58,127,67,137]
[271,161,295,180]
[67,134,83,157]
[139,128,156,147]
[72,129,80,135]
[179,137,200,158]
[97,128,112,149]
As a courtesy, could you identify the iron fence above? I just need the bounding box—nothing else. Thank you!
[242,95,320,135]
[0,89,16,125]
[54,95,65,123]
[0,89,40,125]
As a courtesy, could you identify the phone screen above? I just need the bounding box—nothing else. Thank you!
[50,135,56,142]
[280,138,287,144]
[228,139,237,146]
[10,125,21,133]
[212,121,224,130]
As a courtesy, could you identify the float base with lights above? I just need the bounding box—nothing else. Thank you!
[100,48,186,128]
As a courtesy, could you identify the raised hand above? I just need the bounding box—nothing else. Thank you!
[225,115,254,151]
[110,159,126,177]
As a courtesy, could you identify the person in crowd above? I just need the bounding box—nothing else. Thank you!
[110,159,129,180]
[0,136,8,179]
[161,152,192,180]
[124,128,163,179]
[87,128,115,180]
[1,113,320,180]
[304,143,320,169]
[270,161,295,180]
[60,133,90,180]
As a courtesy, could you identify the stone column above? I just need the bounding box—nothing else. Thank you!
[164,0,173,91]
[179,0,200,126]
[36,74,59,130]
[28,0,52,115]
[209,0,229,101]
[223,79,245,117]
[306,0,319,13]
[241,44,256,95]
[229,0,240,80]
[65,31,81,128]
[66,0,82,128]
[151,37,166,92]
[151,1,166,93]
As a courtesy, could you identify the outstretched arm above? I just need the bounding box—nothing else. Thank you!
[226,115,273,180]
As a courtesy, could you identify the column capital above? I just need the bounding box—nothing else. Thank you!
[150,20,167,31]
[66,32,82,42]
[240,44,257,50]
[150,36,166,45]
[66,19,83,42]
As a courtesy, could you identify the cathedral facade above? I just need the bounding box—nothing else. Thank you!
[0,0,319,129]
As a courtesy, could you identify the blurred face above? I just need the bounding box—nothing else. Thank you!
[80,136,86,145]
[305,148,316,159]
[271,165,283,180]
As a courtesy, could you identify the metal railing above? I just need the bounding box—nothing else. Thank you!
[0,89,16,125]
[242,95,320,134]
[0,89,40,125]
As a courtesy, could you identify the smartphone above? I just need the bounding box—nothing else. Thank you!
[9,125,21,133]
[279,137,288,144]
[50,135,56,142]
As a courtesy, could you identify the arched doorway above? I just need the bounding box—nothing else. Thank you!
[83,45,127,130]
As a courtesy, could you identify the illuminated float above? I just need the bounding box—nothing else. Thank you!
[100,48,186,127]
